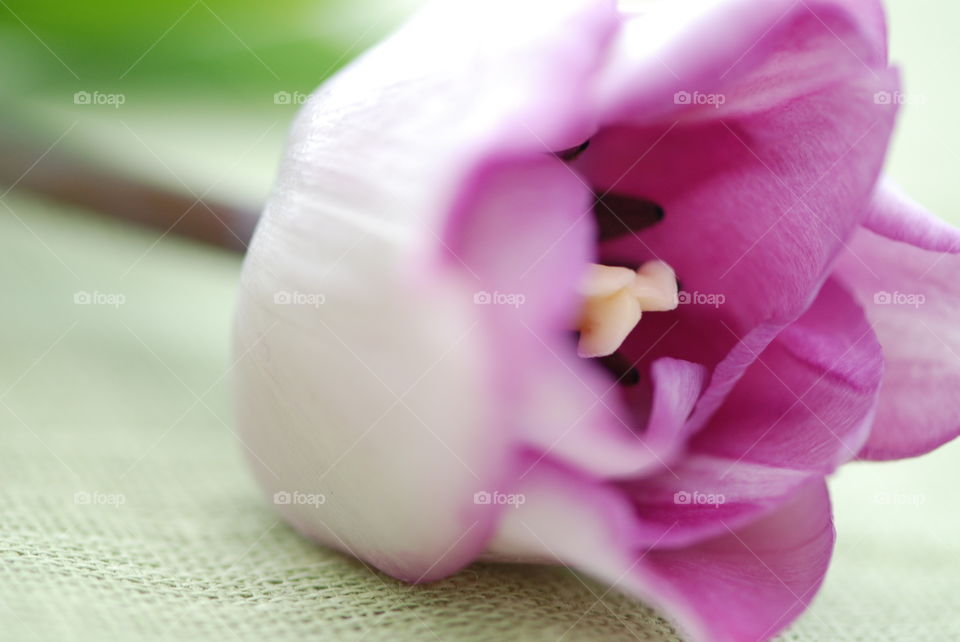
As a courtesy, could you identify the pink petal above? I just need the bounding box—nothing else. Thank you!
[489,459,834,642]
[642,478,834,642]
[691,278,882,470]
[618,278,880,546]
[519,356,708,479]
[834,226,960,459]
[579,0,896,434]
[863,178,960,253]
[621,454,814,547]
[596,0,888,124]
[584,67,898,432]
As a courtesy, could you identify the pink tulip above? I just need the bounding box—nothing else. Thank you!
[233,1,960,640]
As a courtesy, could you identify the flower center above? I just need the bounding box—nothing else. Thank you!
[576,261,678,358]
[555,141,677,370]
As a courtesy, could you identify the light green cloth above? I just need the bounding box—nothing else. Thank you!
[1,191,959,642]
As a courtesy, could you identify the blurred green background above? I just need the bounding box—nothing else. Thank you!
[0,0,956,214]
[0,1,957,641]
[0,0,420,206]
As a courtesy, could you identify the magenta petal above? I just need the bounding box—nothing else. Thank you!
[642,479,834,642]
[586,68,898,432]
[583,0,898,436]
[834,227,960,459]
[620,278,880,546]
[692,278,882,470]
[622,454,813,547]
[490,460,834,642]
[640,357,711,459]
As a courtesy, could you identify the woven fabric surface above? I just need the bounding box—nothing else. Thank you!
[1,193,958,642]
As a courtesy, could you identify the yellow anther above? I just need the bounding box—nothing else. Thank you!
[577,261,678,358]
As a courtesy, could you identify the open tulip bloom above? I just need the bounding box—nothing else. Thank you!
[233,1,960,640]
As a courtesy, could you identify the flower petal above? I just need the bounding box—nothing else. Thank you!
[519,356,708,479]
[834,226,960,459]
[576,0,897,436]
[862,178,960,253]
[691,278,882,471]
[488,459,834,642]
[585,67,898,432]
[596,0,887,123]
[620,278,880,545]
[234,0,620,581]
[641,478,834,642]
[621,454,814,547]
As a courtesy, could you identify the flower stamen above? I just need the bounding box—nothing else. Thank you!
[576,261,678,359]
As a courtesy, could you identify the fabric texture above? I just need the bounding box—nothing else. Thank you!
[1,194,958,642]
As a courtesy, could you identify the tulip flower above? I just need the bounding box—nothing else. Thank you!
[233,1,960,640]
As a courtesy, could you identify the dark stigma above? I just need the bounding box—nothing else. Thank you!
[555,140,590,162]
[593,193,664,242]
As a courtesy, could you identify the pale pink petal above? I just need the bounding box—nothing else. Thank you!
[863,178,960,253]
[834,227,960,459]
[519,356,708,479]
[234,0,619,581]
[596,0,887,124]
